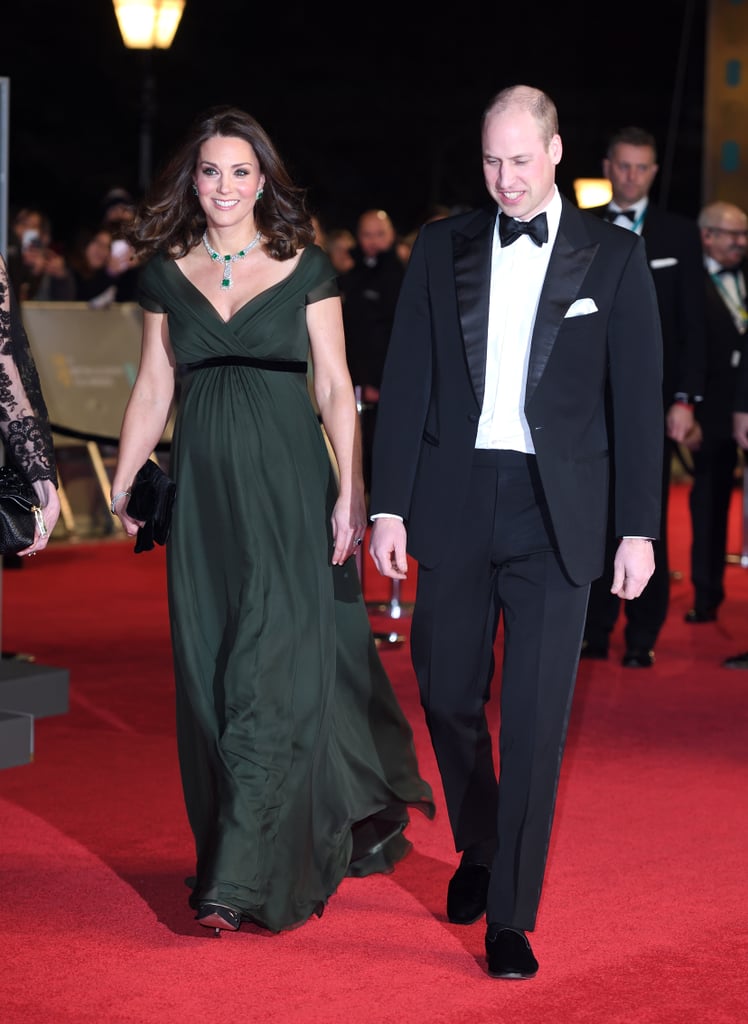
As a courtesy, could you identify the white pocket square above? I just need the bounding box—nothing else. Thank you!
[565,297,598,318]
[649,257,678,269]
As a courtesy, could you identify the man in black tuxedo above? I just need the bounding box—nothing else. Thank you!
[368,86,663,979]
[580,125,706,667]
[683,201,748,624]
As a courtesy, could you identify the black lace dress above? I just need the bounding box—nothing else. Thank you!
[0,253,58,485]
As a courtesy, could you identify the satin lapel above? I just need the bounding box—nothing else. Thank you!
[525,226,598,405]
[454,214,494,407]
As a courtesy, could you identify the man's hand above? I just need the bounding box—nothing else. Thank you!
[681,420,703,452]
[666,402,694,443]
[610,537,655,600]
[370,517,409,579]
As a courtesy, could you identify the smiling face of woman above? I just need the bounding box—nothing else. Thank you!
[194,135,266,234]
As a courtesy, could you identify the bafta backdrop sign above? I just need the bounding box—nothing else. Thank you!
[22,301,172,444]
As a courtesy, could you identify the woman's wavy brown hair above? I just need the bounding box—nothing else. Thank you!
[126,106,315,263]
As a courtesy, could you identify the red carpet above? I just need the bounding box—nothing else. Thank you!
[1,481,747,1023]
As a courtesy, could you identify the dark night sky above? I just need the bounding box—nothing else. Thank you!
[1,0,708,246]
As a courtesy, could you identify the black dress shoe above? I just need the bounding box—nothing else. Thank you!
[580,641,608,660]
[723,650,748,669]
[485,926,538,979]
[622,648,655,668]
[684,608,717,623]
[446,862,490,924]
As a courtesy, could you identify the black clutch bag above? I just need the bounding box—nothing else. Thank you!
[0,464,45,555]
[126,459,176,554]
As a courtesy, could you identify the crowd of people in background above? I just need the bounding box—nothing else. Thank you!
[6,194,453,314]
[5,189,140,306]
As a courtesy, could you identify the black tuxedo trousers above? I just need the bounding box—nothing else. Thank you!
[689,438,740,611]
[409,450,590,930]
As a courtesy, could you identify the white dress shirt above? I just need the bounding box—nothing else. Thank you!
[476,187,561,453]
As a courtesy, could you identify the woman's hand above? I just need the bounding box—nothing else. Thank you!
[330,490,367,566]
[18,479,61,556]
[110,488,145,540]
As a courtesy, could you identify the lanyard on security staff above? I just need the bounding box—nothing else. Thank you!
[629,209,646,234]
[612,208,647,234]
[711,270,748,334]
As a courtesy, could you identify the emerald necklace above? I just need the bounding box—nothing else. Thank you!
[202,230,262,289]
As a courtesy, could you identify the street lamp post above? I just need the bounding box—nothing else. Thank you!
[112,0,185,194]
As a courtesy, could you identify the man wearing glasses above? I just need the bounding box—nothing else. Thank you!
[683,203,748,659]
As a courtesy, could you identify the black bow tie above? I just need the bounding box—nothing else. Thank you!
[605,208,636,222]
[498,211,548,248]
[718,266,735,276]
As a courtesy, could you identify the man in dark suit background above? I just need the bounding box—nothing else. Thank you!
[682,201,748,625]
[339,209,405,497]
[580,126,706,667]
[368,86,663,979]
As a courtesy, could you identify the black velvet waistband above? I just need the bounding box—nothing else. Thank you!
[185,356,308,374]
[472,448,537,467]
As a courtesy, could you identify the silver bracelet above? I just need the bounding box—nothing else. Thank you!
[110,490,131,514]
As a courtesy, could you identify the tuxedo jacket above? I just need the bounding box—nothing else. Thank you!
[370,197,664,585]
[588,203,706,405]
[700,262,748,439]
[340,246,405,390]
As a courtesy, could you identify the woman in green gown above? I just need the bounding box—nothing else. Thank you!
[111,107,434,934]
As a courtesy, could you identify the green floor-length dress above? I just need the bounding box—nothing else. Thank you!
[138,245,434,933]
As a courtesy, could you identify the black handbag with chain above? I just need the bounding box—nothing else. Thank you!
[0,464,44,554]
[126,459,176,553]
